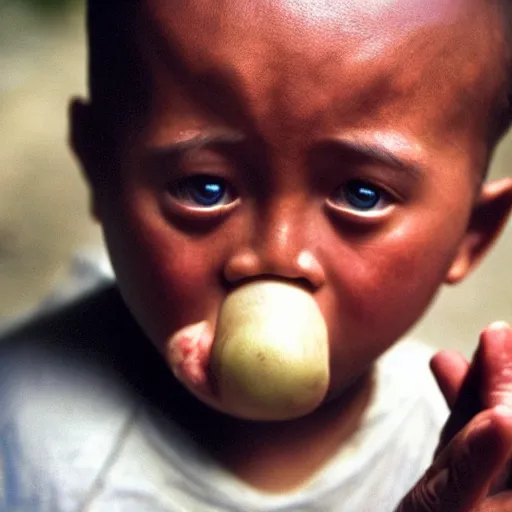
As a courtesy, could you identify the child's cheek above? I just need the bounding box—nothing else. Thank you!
[101,196,226,349]
[323,219,463,388]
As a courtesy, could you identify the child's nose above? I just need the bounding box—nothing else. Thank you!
[223,203,326,290]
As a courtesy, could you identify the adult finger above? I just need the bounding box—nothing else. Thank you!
[436,344,484,453]
[396,407,512,512]
[437,323,512,452]
[478,322,512,409]
[431,350,469,408]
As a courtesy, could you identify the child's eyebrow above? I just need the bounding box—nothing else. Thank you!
[145,132,247,157]
[145,132,424,181]
[321,138,425,181]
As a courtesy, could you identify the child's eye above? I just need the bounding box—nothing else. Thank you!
[170,175,236,208]
[344,181,381,210]
[331,180,390,212]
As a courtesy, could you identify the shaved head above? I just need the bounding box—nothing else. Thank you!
[86,0,512,148]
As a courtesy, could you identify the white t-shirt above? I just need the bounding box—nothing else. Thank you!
[0,285,448,512]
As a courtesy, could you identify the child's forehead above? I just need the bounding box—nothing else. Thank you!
[133,0,506,167]
[143,0,495,53]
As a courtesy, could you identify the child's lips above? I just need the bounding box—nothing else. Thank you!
[166,320,215,397]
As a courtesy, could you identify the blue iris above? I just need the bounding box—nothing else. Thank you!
[186,176,226,206]
[345,181,380,210]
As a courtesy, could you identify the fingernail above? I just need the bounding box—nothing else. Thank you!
[427,467,449,497]
[488,321,511,331]
[494,404,512,419]
[484,322,512,346]
[481,322,512,361]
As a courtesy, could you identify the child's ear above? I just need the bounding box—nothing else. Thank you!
[69,98,103,221]
[445,177,512,284]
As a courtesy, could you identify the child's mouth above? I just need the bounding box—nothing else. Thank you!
[167,320,214,396]
[166,280,330,421]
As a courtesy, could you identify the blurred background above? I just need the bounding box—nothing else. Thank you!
[0,0,510,355]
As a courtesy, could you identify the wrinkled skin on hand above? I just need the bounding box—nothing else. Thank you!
[397,323,512,511]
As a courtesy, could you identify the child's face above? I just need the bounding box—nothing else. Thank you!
[77,0,511,399]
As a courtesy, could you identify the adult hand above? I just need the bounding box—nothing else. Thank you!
[397,322,512,511]
[432,322,512,453]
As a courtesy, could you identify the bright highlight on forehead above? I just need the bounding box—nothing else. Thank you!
[278,0,461,27]
[275,0,486,78]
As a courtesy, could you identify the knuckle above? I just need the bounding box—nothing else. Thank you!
[400,452,477,512]
[411,478,442,512]
[398,473,444,512]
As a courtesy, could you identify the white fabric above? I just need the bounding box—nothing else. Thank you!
[0,324,448,512]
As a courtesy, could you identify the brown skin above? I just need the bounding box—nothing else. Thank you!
[398,324,512,511]
[71,0,512,499]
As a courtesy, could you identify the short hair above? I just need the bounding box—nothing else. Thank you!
[86,1,149,135]
[85,0,512,146]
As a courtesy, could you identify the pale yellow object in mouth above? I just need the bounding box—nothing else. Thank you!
[210,280,330,421]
